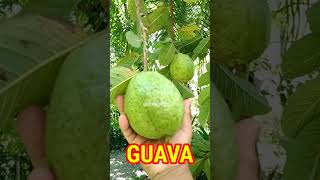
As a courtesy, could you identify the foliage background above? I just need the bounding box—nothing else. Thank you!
[230,0,320,179]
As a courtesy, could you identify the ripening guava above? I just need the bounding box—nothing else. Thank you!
[125,71,184,139]
[213,0,270,65]
[170,53,194,82]
[45,34,107,180]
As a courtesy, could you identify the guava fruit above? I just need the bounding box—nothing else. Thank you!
[213,0,271,65]
[170,53,194,82]
[125,71,184,139]
[45,34,107,180]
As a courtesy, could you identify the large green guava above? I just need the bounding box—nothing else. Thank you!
[45,34,107,180]
[213,0,271,65]
[125,71,184,139]
[170,53,194,82]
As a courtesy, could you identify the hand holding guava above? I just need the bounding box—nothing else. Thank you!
[116,96,193,180]
[17,106,55,180]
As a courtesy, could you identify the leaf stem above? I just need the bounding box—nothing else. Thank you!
[134,0,148,71]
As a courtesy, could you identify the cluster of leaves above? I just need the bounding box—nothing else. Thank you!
[0,129,31,180]
[73,0,107,32]
[110,0,210,179]
[280,2,320,179]
[110,0,133,59]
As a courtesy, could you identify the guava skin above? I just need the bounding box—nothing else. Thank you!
[46,35,107,180]
[170,53,194,82]
[213,0,271,65]
[125,71,184,139]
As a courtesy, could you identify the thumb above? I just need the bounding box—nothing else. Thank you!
[182,99,192,131]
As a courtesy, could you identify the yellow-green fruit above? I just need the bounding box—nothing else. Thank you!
[170,53,194,82]
[46,34,107,180]
[213,0,271,65]
[125,71,184,139]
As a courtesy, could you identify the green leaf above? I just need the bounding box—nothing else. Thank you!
[281,77,320,138]
[158,43,176,66]
[24,0,73,19]
[206,63,210,73]
[128,0,147,21]
[306,1,320,34]
[192,131,210,158]
[128,0,137,21]
[184,0,199,3]
[198,86,210,127]
[110,66,136,88]
[212,83,238,180]
[173,80,194,99]
[116,52,140,68]
[176,36,202,54]
[282,34,320,79]
[213,64,271,120]
[192,37,210,59]
[199,86,209,106]
[110,75,136,105]
[198,72,210,87]
[125,31,142,48]
[148,52,158,62]
[142,6,170,35]
[158,66,171,79]
[0,15,88,129]
[203,158,211,180]
[190,131,210,177]
[178,24,199,41]
[283,118,320,180]
[190,158,206,177]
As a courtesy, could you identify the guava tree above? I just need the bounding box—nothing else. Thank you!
[212,0,271,179]
[0,0,107,179]
[212,0,320,179]
[279,1,320,179]
[110,0,210,179]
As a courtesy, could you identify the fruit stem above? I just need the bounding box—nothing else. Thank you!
[134,0,148,71]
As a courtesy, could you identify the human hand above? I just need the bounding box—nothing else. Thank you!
[236,118,260,180]
[116,96,193,180]
[17,106,55,180]
[27,167,55,180]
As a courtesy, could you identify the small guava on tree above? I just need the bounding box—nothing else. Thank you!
[170,53,195,83]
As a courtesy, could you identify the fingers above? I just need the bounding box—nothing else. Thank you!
[116,96,125,114]
[236,118,260,151]
[116,95,147,144]
[118,114,147,144]
[119,114,136,143]
[17,106,47,169]
[182,99,192,132]
[27,167,55,180]
[236,119,260,180]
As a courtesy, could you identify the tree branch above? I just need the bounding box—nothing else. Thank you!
[134,0,148,71]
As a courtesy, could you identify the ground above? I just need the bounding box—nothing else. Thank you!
[110,150,147,180]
